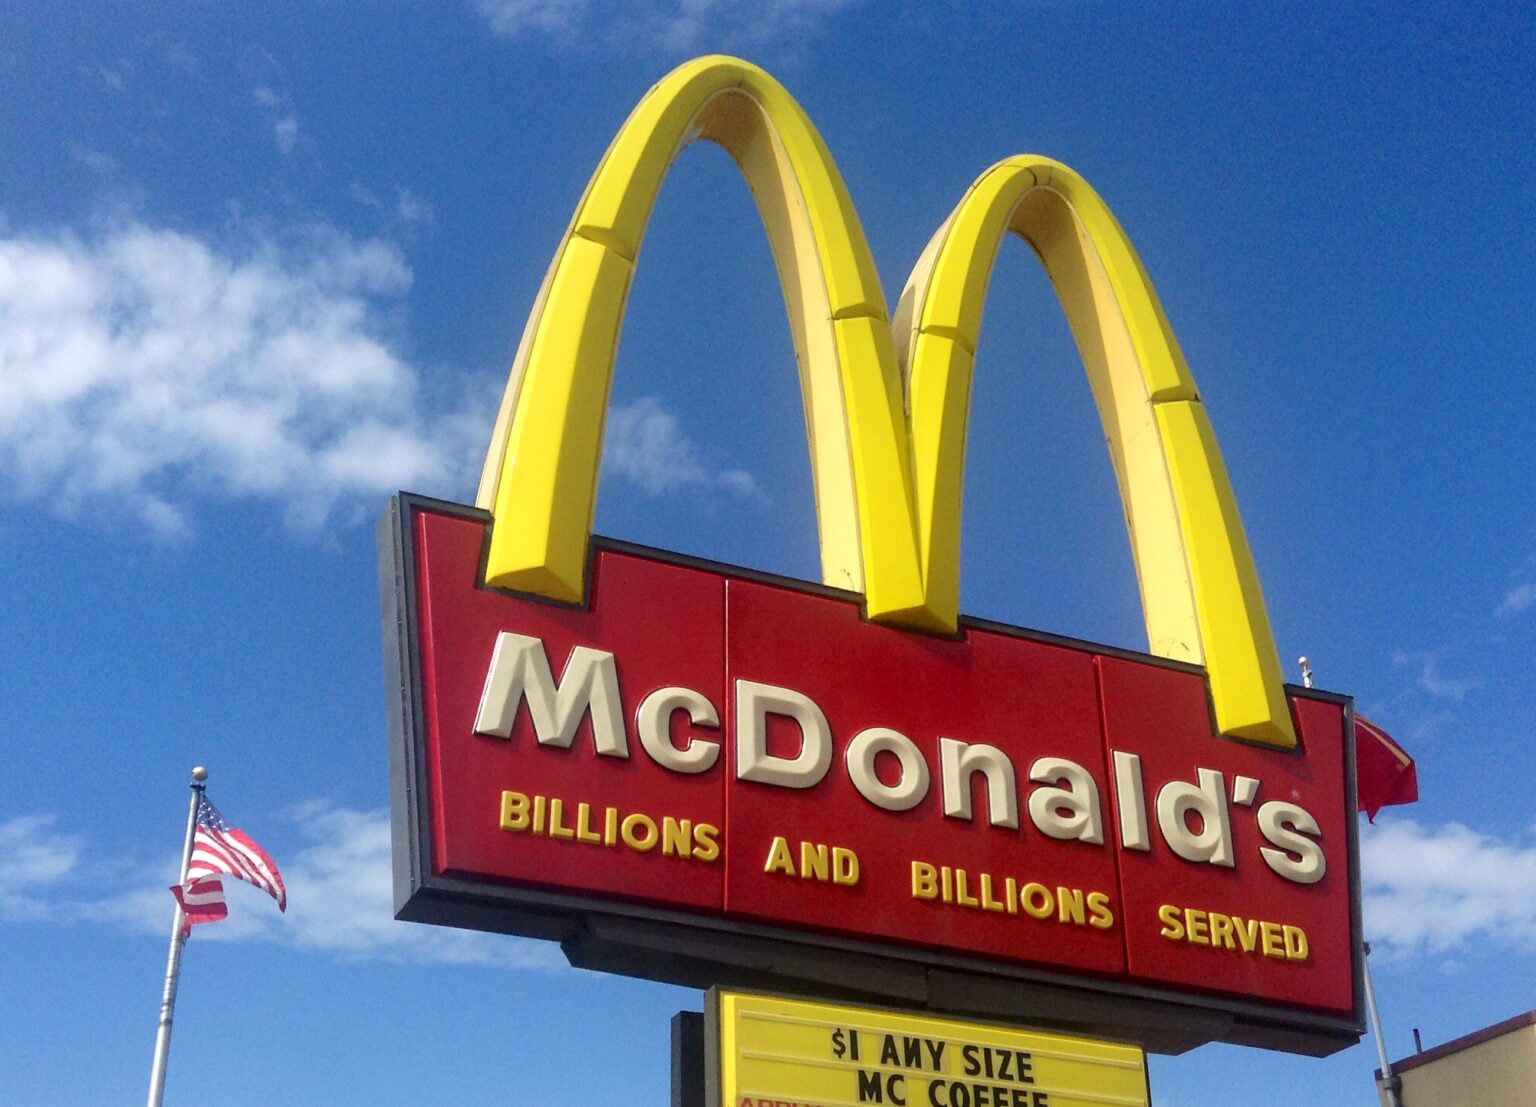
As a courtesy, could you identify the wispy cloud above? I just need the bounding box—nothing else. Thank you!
[350,183,437,228]
[473,0,589,39]
[0,219,486,537]
[161,43,200,75]
[94,59,132,93]
[1391,648,1479,701]
[1363,818,1536,960]
[252,86,300,156]
[471,0,860,53]
[0,815,84,921]
[1,807,560,968]
[1497,581,1536,617]
[604,395,760,499]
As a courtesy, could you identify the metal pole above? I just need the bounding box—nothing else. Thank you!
[1362,942,1404,1107]
[147,767,207,1107]
[1301,658,1401,1103]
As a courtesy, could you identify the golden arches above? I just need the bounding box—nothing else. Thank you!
[475,57,1296,747]
[896,156,1294,746]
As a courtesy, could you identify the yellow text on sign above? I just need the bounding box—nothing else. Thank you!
[715,991,1148,1107]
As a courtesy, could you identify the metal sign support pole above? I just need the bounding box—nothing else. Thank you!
[146,767,206,1107]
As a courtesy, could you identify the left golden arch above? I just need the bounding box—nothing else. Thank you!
[475,55,936,628]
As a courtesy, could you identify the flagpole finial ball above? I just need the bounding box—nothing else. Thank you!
[192,766,208,782]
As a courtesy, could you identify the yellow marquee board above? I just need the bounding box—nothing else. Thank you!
[709,990,1149,1107]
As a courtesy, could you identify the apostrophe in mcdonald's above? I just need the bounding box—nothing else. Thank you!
[382,53,1365,1055]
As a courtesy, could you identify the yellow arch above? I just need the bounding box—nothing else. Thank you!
[895,156,1296,747]
[475,55,937,629]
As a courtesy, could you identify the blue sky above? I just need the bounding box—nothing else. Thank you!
[2,2,1533,1103]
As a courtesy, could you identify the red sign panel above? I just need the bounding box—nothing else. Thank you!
[385,498,1361,1050]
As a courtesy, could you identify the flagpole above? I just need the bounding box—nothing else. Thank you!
[1300,657,1404,1106]
[1363,942,1404,1107]
[146,766,207,1107]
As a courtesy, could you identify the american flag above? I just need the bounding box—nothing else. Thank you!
[169,794,287,936]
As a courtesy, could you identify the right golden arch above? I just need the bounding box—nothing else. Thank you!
[897,156,1297,747]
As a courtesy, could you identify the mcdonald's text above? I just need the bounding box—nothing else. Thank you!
[474,631,1327,886]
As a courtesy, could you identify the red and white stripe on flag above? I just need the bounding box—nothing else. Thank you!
[170,876,228,936]
[169,795,286,934]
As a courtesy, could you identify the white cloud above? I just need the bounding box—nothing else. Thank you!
[229,803,557,966]
[4,805,559,968]
[474,0,591,38]
[1391,648,1478,701]
[1363,818,1536,959]
[0,815,84,921]
[350,183,436,228]
[604,395,760,499]
[273,116,300,156]
[0,220,486,536]
[96,60,131,93]
[392,188,435,226]
[472,0,860,52]
[1497,581,1536,617]
[162,44,200,75]
[252,86,300,156]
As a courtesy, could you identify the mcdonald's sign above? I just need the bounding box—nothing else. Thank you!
[381,55,1363,1056]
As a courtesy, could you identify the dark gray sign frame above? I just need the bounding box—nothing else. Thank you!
[380,492,1366,1057]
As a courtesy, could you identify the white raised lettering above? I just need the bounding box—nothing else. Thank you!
[735,680,831,789]
[1257,800,1326,884]
[939,738,1018,828]
[1027,757,1104,844]
[636,686,720,773]
[1156,769,1234,866]
[1112,750,1150,851]
[473,632,628,758]
[847,727,930,811]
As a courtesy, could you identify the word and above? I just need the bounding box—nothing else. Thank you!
[766,837,860,884]
[473,632,1327,885]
